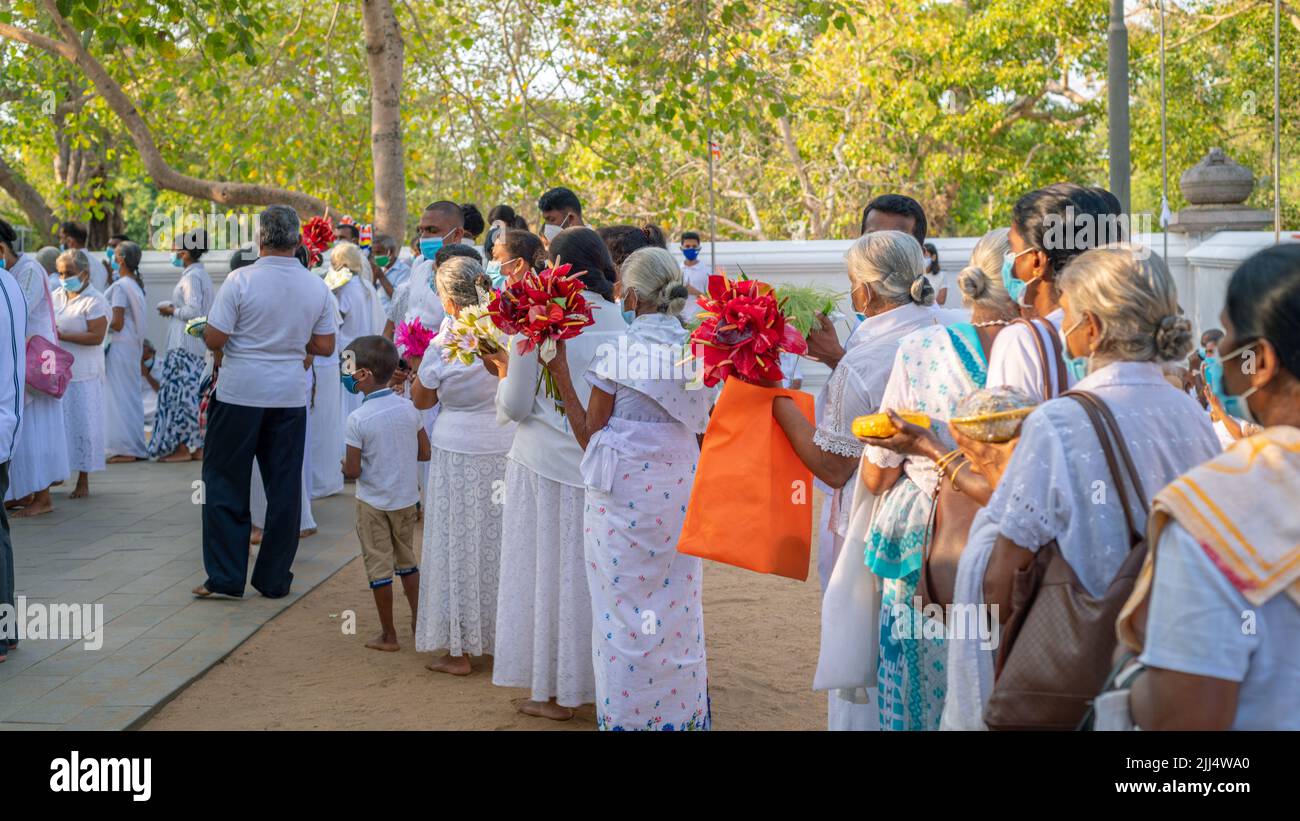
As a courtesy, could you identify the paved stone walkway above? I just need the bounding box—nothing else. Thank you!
[0,460,358,730]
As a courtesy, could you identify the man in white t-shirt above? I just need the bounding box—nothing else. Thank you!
[678,231,711,323]
[196,205,338,600]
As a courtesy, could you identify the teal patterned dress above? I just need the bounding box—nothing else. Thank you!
[862,323,987,731]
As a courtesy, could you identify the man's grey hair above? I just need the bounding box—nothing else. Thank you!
[56,249,90,275]
[259,205,301,251]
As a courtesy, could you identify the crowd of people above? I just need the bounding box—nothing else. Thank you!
[0,180,1295,733]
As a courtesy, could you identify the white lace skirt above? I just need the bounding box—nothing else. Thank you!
[63,377,106,474]
[491,458,595,707]
[415,448,508,657]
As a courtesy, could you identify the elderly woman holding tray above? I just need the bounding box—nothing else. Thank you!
[486,227,626,721]
[543,246,713,731]
[854,228,1019,731]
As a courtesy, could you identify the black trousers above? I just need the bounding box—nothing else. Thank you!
[0,462,13,648]
[201,398,307,598]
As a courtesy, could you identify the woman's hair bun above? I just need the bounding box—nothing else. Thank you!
[1155,314,1193,361]
[956,265,986,301]
[909,273,936,306]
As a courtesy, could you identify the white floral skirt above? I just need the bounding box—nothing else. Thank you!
[584,454,709,730]
[491,458,595,708]
[415,448,508,657]
[63,377,106,474]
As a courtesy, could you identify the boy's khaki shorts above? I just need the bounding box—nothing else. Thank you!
[355,499,419,588]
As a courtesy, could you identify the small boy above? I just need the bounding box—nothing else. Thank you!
[341,335,430,651]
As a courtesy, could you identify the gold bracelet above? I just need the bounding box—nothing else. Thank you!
[950,459,970,492]
[933,448,962,475]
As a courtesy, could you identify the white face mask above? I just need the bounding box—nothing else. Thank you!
[542,223,563,242]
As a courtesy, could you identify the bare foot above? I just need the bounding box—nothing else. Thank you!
[299,528,317,538]
[365,633,400,652]
[70,481,89,499]
[107,455,140,463]
[514,699,575,721]
[160,445,191,463]
[426,654,472,676]
[191,448,203,461]
[12,497,52,518]
[5,494,33,510]
[250,526,263,545]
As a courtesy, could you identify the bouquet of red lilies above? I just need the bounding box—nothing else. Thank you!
[487,261,595,413]
[690,273,808,386]
[301,216,335,269]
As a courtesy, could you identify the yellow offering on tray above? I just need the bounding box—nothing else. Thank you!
[852,411,932,439]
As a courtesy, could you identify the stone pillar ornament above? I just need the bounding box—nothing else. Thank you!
[1169,147,1272,234]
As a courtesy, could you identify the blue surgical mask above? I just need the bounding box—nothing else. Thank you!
[340,372,360,394]
[0,257,6,271]
[485,260,507,290]
[1001,255,1026,303]
[106,250,117,269]
[1208,342,1260,423]
[171,254,184,268]
[620,295,636,324]
[62,277,84,292]
[1059,317,1089,383]
[683,247,700,262]
[418,237,443,260]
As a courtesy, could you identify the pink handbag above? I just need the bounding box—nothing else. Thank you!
[25,274,74,398]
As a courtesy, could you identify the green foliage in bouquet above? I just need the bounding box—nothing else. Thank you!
[773,284,844,336]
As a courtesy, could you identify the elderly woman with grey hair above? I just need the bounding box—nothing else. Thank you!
[410,256,516,675]
[543,246,713,730]
[53,249,110,498]
[942,244,1222,728]
[105,241,149,461]
[771,230,942,731]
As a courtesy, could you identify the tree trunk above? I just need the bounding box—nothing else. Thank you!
[0,154,58,243]
[361,0,407,241]
[0,4,338,221]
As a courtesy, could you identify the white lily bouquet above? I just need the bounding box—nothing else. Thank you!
[439,291,506,366]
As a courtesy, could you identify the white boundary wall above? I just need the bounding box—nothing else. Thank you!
[133,230,1297,392]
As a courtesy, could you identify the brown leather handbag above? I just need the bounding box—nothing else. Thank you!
[982,391,1149,731]
[918,470,982,609]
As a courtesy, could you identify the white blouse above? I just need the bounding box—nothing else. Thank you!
[418,352,515,455]
[985,360,1221,597]
[984,308,1072,402]
[164,263,214,358]
[53,286,109,382]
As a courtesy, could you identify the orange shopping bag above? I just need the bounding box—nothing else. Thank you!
[677,378,815,581]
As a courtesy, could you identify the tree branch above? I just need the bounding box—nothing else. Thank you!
[0,153,59,241]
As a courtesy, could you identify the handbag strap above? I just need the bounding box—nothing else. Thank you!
[1012,317,1068,398]
[1062,390,1147,544]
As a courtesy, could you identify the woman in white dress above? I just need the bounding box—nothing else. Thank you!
[104,241,148,461]
[545,247,713,730]
[149,229,213,462]
[771,230,942,731]
[52,251,109,498]
[854,229,1018,731]
[486,227,626,721]
[327,242,381,421]
[411,257,516,675]
[1,232,68,518]
[948,244,1221,729]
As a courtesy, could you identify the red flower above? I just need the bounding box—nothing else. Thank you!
[690,273,808,386]
[301,216,335,269]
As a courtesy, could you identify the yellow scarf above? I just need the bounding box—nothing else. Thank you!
[1118,425,1300,651]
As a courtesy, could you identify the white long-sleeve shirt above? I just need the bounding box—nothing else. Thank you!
[495,291,626,487]
[0,268,28,463]
[164,263,214,358]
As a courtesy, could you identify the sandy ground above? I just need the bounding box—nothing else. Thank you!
[144,498,827,731]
